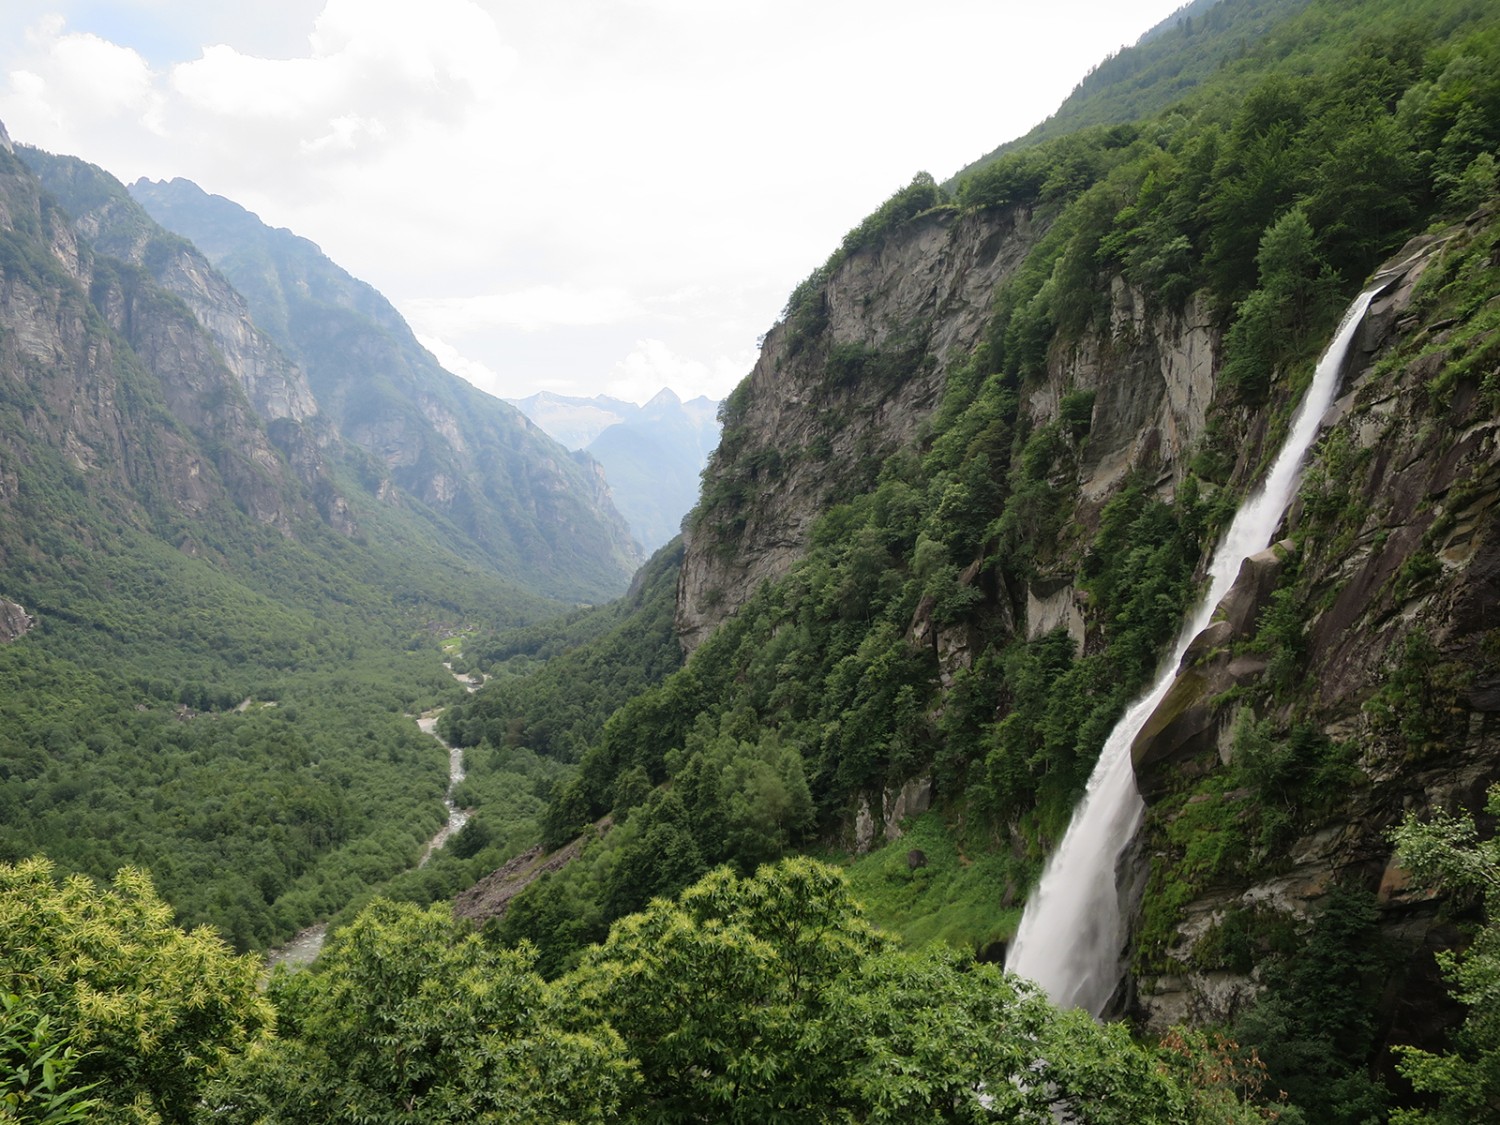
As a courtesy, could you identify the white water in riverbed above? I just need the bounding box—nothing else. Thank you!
[417,714,470,866]
[267,709,470,968]
[1005,284,1386,1014]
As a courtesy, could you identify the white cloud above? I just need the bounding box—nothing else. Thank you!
[609,339,751,405]
[170,47,340,120]
[404,287,645,335]
[3,23,161,136]
[414,333,507,398]
[0,0,1194,403]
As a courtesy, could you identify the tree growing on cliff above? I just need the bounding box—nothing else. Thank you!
[1390,784,1500,1124]
[1220,207,1339,402]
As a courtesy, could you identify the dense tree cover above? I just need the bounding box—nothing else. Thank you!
[952,0,1312,179]
[9,857,1259,1123]
[0,858,271,1123]
[7,0,1497,1116]
[206,899,633,1124]
[482,0,1500,974]
[499,428,1217,969]
[2,137,591,947]
[1389,785,1500,1124]
[0,519,524,950]
[1230,884,1393,1124]
[13,834,1494,1123]
[441,539,684,764]
[0,401,573,949]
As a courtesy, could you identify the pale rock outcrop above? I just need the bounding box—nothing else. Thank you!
[0,598,33,642]
[1025,579,1087,654]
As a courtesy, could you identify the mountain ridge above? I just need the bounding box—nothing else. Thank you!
[126,173,643,601]
[510,388,721,552]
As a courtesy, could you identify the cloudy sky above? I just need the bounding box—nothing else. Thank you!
[0,1,1191,405]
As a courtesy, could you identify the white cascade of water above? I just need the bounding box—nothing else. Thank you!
[1005,284,1386,1015]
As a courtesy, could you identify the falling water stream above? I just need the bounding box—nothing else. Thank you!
[1005,281,1391,1014]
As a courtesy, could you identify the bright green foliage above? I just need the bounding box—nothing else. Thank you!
[442,540,685,764]
[953,0,1311,176]
[563,857,1263,1124]
[842,812,1022,953]
[509,405,1208,969]
[1389,785,1500,1123]
[1220,208,1340,401]
[0,993,99,1124]
[205,899,634,1124]
[0,856,1268,1125]
[833,172,944,261]
[563,859,885,1122]
[467,0,1500,1027]
[0,858,271,1124]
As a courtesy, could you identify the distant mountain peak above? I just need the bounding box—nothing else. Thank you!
[510,389,721,554]
[645,387,681,408]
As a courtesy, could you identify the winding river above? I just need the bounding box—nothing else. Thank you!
[267,697,473,969]
[416,713,470,866]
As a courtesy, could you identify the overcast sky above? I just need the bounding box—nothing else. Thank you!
[0,1,1191,405]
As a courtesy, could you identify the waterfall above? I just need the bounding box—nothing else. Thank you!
[1005,283,1388,1015]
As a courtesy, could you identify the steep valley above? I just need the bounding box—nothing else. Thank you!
[6,0,1500,1119]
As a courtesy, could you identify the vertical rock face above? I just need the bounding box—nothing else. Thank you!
[676,203,1229,652]
[17,146,345,536]
[0,139,282,536]
[20,149,320,427]
[1062,287,1219,503]
[1127,220,1500,1036]
[676,207,1047,651]
[661,140,1496,1051]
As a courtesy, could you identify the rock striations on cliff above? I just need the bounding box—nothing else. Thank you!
[676,204,1047,651]
[657,175,1498,1067]
[0,136,308,541]
[127,175,642,602]
[1126,215,1500,1041]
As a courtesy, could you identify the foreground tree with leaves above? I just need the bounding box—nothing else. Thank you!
[204,899,635,1124]
[0,857,271,1124]
[1390,785,1500,1124]
[561,856,1268,1123]
[4,854,1270,1122]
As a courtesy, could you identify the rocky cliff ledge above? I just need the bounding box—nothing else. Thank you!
[676,206,1042,650]
[1128,215,1500,1042]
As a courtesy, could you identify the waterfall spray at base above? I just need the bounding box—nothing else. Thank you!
[1005,282,1389,1016]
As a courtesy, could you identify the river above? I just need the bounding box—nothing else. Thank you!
[266,702,473,969]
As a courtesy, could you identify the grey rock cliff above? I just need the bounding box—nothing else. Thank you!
[0,140,286,534]
[676,206,1045,650]
[677,201,1228,653]
[1128,222,1500,1038]
[131,176,642,601]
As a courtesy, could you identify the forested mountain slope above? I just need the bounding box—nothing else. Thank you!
[951,0,1312,177]
[6,0,1500,1119]
[437,0,1500,1116]
[128,175,642,602]
[0,118,578,949]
